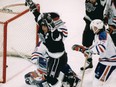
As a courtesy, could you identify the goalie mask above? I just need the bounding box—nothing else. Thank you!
[90,19,104,34]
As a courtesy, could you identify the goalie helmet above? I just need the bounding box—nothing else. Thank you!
[90,19,104,33]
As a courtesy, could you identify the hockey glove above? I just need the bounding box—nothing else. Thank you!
[25,0,33,6]
[72,44,86,53]
[25,0,37,12]
[83,49,92,58]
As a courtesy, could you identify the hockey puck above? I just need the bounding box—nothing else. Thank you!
[6,65,8,68]
[80,67,84,70]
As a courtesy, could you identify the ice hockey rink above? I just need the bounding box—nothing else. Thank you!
[0,0,116,87]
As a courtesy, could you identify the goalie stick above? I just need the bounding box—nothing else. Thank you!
[11,47,37,65]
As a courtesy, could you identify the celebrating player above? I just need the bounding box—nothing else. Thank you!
[24,0,81,87]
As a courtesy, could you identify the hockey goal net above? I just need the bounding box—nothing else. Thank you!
[0,2,38,83]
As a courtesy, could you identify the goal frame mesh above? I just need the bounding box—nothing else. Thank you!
[0,4,39,83]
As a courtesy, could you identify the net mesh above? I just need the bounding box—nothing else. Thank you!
[0,1,38,82]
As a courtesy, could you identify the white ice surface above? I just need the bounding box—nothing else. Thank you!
[0,0,116,87]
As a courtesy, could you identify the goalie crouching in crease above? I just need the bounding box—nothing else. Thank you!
[72,19,116,87]
[24,0,81,87]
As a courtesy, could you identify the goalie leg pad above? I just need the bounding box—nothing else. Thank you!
[37,56,47,73]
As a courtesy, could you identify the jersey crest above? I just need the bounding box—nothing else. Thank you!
[86,2,97,12]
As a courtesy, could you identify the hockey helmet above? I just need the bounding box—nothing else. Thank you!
[41,19,47,26]
[90,19,104,33]
[48,12,60,20]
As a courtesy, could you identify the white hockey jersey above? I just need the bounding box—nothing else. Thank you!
[89,31,116,65]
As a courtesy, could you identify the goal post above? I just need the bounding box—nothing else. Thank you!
[0,3,38,83]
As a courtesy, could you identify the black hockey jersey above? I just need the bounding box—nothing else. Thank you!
[37,12,67,53]
[43,30,65,53]
[85,0,105,20]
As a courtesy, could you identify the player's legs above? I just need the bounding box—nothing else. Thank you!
[59,53,81,87]
[93,77,104,87]
[61,64,81,87]
[47,52,81,87]
[93,62,116,87]
[81,24,94,70]
[46,53,67,86]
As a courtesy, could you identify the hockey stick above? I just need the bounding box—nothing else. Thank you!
[80,57,87,87]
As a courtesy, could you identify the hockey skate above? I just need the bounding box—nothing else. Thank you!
[62,75,81,87]
[80,58,93,71]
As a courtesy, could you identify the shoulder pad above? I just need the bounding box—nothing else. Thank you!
[99,31,107,40]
